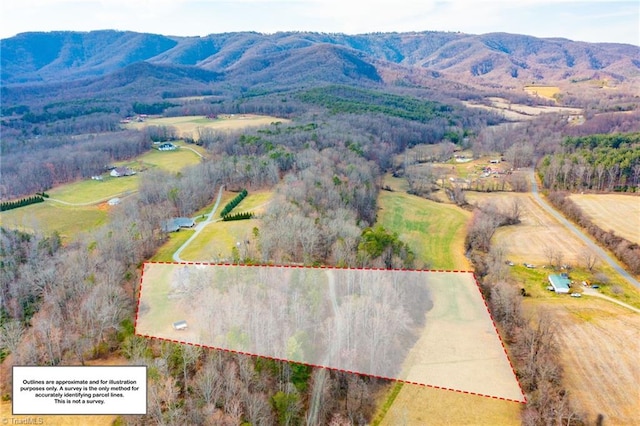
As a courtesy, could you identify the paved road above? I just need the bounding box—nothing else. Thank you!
[529,171,639,289]
[173,185,224,262]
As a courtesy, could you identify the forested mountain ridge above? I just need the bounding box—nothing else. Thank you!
[2,30,638,88]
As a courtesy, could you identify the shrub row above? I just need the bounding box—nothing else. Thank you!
[222,211,255,221]
[220,189,248,217]
[1,195,44,211]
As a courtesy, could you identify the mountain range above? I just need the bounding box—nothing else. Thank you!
[2,30,639,99]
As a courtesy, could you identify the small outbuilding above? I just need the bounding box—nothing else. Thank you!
[548,274,571,294]
[173,320,188,330]
[110,167,136,178]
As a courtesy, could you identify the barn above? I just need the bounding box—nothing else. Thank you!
[548,274,571,294]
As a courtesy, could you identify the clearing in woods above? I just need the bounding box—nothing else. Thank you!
[126,114,288,140]
[0,201,108,239]
[0,142,202,240]
[569,193,640,245]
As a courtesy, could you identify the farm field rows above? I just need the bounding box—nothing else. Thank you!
[466,192,590,265]
[467,189,640,424]
[462,97,581,121]
[569,193,640,244]
[126,114,287,140]
[523,298,640,425]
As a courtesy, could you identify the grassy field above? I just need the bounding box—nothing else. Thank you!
[377,175,471,270]
[570,193,640,244]
[180,219,260,262]
[379,385,521,426]
[524,85,560,100]
[126,114,288,140]
[117,143,204,174]
[0,201,108,239]
[150,229,195,262]
[177,190,273,262]
[46,175,140,204]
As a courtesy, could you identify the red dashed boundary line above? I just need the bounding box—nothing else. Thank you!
[135,262,527,404]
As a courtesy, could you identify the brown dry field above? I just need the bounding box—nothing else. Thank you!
[380,385,521,426]
[126,114,288,140]
[570,193,640,245]
[399,273,524,402]
[462,97,582,121]
[524,298,640,425]
[466,192,590,265]
[523,85,560,100]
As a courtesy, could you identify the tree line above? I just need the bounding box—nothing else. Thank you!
[465,201,584,425]
[220,189,248,217]
[547,191,640,274]
[0,195,44,211]
[539,133,640,192]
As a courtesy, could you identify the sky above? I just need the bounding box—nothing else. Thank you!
[1,0,638,45]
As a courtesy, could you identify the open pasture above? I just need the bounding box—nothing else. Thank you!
[377,176,471,270]
[126,114,288,140]
[0,201,107,239]
[569,193,640,245]
[47,175,139,204]
[374,176,522,424]
[118,143,204,174]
